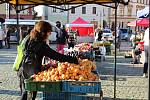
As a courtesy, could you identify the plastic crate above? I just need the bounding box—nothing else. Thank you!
[41,92,98,100]
[62,71,101,93]
[24,78,61,92]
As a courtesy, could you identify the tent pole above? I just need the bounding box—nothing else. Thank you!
[114,1,117,99]
[67,5,69,23]
[16,0,19,44]
[148,12,150,100]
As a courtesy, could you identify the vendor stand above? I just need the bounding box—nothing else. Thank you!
[93,41,112,61]
[25,58,103,99]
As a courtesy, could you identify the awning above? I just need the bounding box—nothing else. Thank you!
[8,0,115,5]
[137,18,149,27]
[127,18,149,27]
[127,20,140,26]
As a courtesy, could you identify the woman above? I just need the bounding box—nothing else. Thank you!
[143,28,149,77]
[19,21,78,100]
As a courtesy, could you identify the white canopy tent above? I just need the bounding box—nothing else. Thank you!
[137,6,149,18]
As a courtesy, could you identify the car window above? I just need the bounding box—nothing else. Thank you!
[120,29,127,33]
[103,30,111,33]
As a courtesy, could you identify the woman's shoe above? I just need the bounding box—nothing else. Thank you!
[143,73,148,78]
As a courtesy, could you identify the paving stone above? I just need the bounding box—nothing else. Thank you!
[0,44,148,100]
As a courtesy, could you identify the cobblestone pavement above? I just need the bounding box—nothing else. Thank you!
[0,43,148,100]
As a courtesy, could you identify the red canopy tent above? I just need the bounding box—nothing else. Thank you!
[127,18,149,27]
[66,17,94,36]
[137,18,149,27]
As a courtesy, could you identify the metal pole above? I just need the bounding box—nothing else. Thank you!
[148,11,150,100]
[8,4,10,19]
[16,0,19,27]
[67,5,69,23]
[16,0,19,44]
[114,1,117,99]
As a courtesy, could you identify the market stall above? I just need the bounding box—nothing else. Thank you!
[3,0,132,100]
[25,58,102,99]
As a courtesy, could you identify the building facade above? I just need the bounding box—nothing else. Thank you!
[109,0,149,30]
[40,0,149,30]
[42,4,109,28]
[0,3,35,21]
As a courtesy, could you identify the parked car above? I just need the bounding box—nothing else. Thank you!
[119,28,129,41]
[102,29,113,42]
[10,33,18,43]
[4,19,58,43]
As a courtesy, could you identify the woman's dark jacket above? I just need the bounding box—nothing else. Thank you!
[24,38,78,74]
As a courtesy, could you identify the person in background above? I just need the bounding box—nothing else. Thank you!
[94,26,103,41]
[6,27,11,49]
[0,29,5,49]
[75,29,79,36]
[18,21,78,100]
[143,28,149,78]
[56,21,68,54]
[130,31,141,64]
[67,30,76,49]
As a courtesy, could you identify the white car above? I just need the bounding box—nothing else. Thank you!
[102,29,113,41]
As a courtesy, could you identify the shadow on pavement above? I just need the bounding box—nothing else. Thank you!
[97,56,144,77]
[0,89,21,96]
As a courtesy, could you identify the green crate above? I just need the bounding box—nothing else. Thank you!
[24,78,61,92]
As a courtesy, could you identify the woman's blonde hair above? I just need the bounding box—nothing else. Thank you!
[30,21,52,41]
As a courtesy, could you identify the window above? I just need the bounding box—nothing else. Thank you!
[60,6,64,12]
[146,0,149,4]
[119,5,124,15]
[82,7,86,14]
[128,5,132,16]
[71,6,75,14]
[92,7,96,14]
[52,7,56,12]
[19,5,24,10]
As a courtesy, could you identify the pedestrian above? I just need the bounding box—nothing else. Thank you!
[116,28,121,49]
[6,27,11,49]
[67,30,76,49]
[130,31,141,64]
[56,21,68,54]
[0,29,5,49]
[17,21,78,100]
[143,28,149,78]
[94,26,103,41]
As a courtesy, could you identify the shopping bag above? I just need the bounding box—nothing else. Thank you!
[13,45,24,71]
[13,35,29,71]
[2,41,5,46]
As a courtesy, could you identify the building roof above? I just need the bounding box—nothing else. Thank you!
[71,17,89,24]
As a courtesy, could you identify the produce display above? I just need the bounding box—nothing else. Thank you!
[93,41,111,48]
[32,59,98,82]
[65,43,94,60]
[74,43,92,52]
